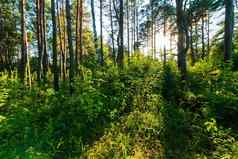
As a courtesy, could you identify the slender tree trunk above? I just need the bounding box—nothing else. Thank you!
[127,0,130,61]
[147,26,149,55]
[79,0,83,64]
[36,0,47,82]
[90,0,100,64]
[19,0,27,83]
[224,0,234,62]
[154,22,157,59]
[131,14,134,53]
[151,24,154,58]
[195,21,198,56]
[176,0,187,80]
[117,0,124,67]
[100,0,104,64]
[133,2,136,51]
[66,0,74,93]
[151,2,154,58]
[61,1,67,81]
[57,0,64,80]
[76,0,83,69]
[163,18,167,65]
[207,11,210,57]
[39,0,44,79]
[109,0,115,63]
[76,0,80,70]
[190,26,195,65]
[27,51,31,88]
[51,0,59,91]
[42,0,48,82]
[201,14,205,59]
[136,4,139,43]
[36,0,42,81]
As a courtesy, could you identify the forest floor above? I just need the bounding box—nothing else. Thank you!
[0,58,238,159]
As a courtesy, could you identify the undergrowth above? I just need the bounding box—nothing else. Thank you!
[0,58,238,158]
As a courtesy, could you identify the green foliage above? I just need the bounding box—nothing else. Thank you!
[161,63,178,101]
[1,57,238,159]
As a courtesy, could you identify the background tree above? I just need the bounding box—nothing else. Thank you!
[116,0,124,67]
[19,0,28,83]
[224,0,234,62]
[51,0,59,91]
[66,0,74,93]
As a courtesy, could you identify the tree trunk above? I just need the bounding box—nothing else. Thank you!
[163,18,166,65]
[19,0,27,83]
[57,0,64,80]
[51,0,59,91]
[133,2,136,51]
[224,0,234,62]
[66,0,74,94]
[151,2,154,58]
[131,13,134,53]
[76,0,83,69]
[176,0,187,80]
[76,0,80,70]
[201,15,205,59]
[79,0,83,64]
[117,0,124,67]
[61,1,67,81]
[195,21,198,56]
[90,0,100,64]
[109,0,116,63]
[190,26,195,65]
[154,23,157,59]
[42,0,48,82]
[136,4,139,43]
[207,10,210,57]
[36,0,42,81]
[36,0,47,82]
[100,0,104,64]
[127,0,130,61]
[27,51,31,88]
[151,24,154,58]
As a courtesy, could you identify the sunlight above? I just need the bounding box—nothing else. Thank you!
[156,33,171,50]
[143,31,176,58]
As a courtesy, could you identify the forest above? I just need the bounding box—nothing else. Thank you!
[0,0,238,158]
